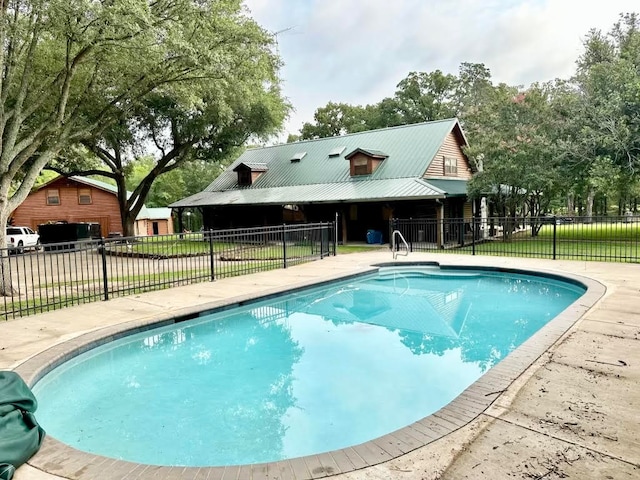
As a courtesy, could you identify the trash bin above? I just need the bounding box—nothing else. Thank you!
[366,229,383,244]
[38,222,101,251]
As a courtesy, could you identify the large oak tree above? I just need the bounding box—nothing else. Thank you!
[0,0,286,293]
[48,1,288,235]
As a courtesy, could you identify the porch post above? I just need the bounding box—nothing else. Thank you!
[437,201,444,249]
[341,209,348,244]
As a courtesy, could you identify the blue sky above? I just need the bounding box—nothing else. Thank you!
[244,1,638,139]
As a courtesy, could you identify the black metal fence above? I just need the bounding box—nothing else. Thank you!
[391,216,640,263]
[1,222,335,320]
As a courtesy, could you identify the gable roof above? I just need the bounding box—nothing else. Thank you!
[345,148,389,160]
[37,174,119,194]
[232,162,268,172]
[136,206,172,221]
[171,118,468,208]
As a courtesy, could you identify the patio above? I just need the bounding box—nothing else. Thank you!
[2,252,638,479]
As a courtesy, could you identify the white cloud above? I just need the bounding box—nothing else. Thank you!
[244,0,639,138]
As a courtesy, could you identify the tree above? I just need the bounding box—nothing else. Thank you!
[466,83,566,236]
[46,0,289,236]
[299,102,368,140]
[296,66,486,141]
[453,62,495,124]
[393,70,457,123]
[568,13,640,214]
[2,0,256,294]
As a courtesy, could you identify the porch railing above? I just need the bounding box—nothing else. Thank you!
[1,222,335,321]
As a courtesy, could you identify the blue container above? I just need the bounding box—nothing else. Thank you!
[366,229,383,244]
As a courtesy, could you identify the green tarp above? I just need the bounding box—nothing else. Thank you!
[0,371,46,480]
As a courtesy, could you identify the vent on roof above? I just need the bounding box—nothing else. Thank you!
[329,146,346,157]
[290,152,307,163]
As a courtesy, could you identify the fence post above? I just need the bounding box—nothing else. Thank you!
[332,219,337,256]
[320,223,324,259]
[408,218,413,252]
[208,230,215,281]
[553,217,557,260]
[282,224,287,269]
[472,217,476,255]
[99,237,109,301]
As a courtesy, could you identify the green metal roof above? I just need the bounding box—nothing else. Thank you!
[425,179,469,197]
[172,118,468,208]
[136,206,172,220]
[173,178,448,207]
[70,176,118,194]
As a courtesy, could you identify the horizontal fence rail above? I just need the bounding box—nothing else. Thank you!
[0,222,335,321]
[391,215,640,263]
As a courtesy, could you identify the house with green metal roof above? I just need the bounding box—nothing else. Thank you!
[171,118,476,243]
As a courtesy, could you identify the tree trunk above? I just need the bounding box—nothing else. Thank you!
[0,199,17,296]
[567,193,575,215]
[122,212,136,237]
[585,189,595,223]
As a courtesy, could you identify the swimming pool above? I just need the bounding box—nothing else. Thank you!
[31,264,586,468]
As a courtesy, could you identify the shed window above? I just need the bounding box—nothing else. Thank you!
[78,188,92,205]
[46,189,60,205]
[444,157,458,175]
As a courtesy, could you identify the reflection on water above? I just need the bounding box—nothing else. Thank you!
[33,269,584,466]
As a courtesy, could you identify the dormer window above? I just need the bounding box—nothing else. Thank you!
[237,169,251,186]
[345,148,388,176]
[233,162,268,186]
[353,157,368,175]
[444,156,458,175]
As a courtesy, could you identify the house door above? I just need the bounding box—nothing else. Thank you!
[152,222,159,235]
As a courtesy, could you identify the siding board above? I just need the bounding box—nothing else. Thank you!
[424,131,472,179]
[11,178,123,237]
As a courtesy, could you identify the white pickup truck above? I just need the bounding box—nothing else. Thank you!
[6,226,40,253]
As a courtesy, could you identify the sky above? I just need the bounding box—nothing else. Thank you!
[243,0,639,140]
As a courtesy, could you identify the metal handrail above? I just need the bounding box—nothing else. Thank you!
[391,230,409,259]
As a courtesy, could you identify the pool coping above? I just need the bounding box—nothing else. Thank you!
[14,261,606,480]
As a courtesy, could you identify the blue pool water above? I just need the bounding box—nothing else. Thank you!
[32,266,585,466]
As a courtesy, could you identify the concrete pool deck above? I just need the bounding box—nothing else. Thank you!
[1,252,639,479]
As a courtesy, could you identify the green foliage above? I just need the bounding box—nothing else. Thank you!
[298,63,492,140]
[293,13,640,221]
[394,70,457,123]
[125,157,229,207]
[40,0,289,235]
[566,12,640,214]
[465,81,569,227]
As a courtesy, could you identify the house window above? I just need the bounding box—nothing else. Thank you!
[238,170,251,186]
[444,157,458,175]
[46,189,60,205]
[353,157,369,176]
[78,188,92,205]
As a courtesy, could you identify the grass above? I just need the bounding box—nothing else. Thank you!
[451,223,640,261]
[337,244,388,254]
[0,259,287,318]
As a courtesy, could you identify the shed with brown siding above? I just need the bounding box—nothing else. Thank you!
[11,176,124,237]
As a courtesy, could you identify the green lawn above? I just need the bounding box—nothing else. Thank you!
[452,222,640,261]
